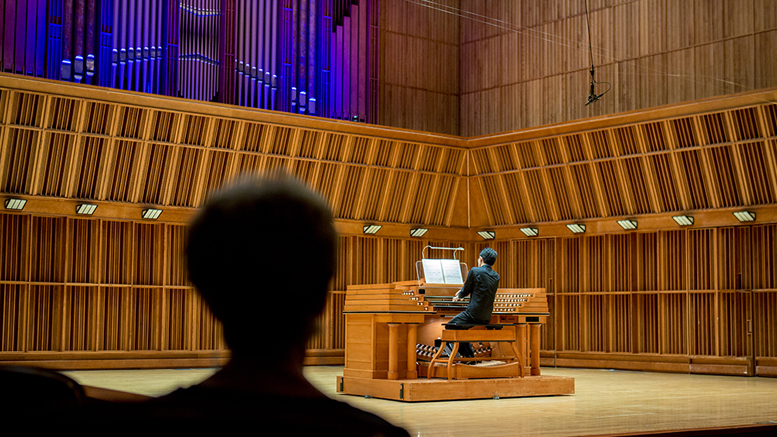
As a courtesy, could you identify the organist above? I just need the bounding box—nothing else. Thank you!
[446,248,500,358]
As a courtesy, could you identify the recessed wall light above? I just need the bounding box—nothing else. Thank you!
[4,198,27,210]
[520,227,539,237]
[410,228,428,237]
[76,204,98,215]
[142,208,163,220]
[733,211,755,222]
[566,224,586,234]
[363,225,382,234]
[672,215,694,226]
[477,231,495,240]
[617,220,638,230]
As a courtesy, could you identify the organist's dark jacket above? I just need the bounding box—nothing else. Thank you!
[458,264,500,323]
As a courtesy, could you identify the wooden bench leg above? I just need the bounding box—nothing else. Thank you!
[447,343,460,381]
[427,341,447,379]
[516,323,527,374]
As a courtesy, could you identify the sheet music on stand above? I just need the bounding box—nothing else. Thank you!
[416,246,467,286]
[421,259,464,284]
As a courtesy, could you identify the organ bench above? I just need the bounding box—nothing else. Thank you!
[427,324,526,380]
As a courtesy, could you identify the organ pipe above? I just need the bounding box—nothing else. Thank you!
[0,0,377,123]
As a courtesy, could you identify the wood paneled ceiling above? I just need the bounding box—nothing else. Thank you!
[467,90,777,232]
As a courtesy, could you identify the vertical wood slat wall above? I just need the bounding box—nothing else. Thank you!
[0,210,358,365]
[1,76,776,375]
[465,87,777,376]
[0,74,467,368]
[0,214,228,366]
[379,0,460,135]
[489,230,775,376]
[325,232,774,375]
[458,0,777,137]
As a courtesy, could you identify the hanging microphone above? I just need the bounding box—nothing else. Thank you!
[583,7,610,107]
[586,86,609,106]
[585,67,609,106]
[585,81,599,106]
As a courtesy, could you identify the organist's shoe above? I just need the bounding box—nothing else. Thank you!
[441,343,463,358]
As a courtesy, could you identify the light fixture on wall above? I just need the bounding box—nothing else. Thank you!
[76,204,98,215]
[520,227,539,237]
[477,231,495,240]
[363,224,382,234]
[617,219,638,230]
[142,208,163,220]
[566,224,586,234]
[672,215,694,226]
[410,228,428,237]
[4,198,27,210]
[733,211,755,222]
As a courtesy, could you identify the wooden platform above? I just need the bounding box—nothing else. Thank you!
[337,374,574,402]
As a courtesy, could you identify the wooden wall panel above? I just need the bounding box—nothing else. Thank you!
[456,0,777,136]
[1,128,38,194]
[753,291,776,359]
[379,0,460,135]
[2,73,777,374]
[473,103,777,226]
[3,217,777,372]
[0,213,28,281]
[27,285,57,352]
[0,80,467,231]
[0,213,226,362]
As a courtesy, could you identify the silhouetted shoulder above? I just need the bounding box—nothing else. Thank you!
[75,386,409,436]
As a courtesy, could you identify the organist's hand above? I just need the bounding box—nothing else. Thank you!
[452,295,460,303]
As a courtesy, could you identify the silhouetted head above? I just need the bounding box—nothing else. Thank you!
[186,174,336,358]
[479,247,497,266]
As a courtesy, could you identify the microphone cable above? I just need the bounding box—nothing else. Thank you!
[585,0,611,106]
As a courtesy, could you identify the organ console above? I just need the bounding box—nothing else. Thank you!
[342,279,549,381]
[337,258,574,401]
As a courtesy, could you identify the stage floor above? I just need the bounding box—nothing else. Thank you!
[64,366,777,436]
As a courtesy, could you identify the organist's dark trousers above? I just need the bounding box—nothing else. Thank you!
[445,311,488,358]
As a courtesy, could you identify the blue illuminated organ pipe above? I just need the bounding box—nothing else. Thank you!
[48,1,63,80]
[0,0,377,123]
[179,0,220,101]
[98,1,111,87]
[62,1,73,80]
